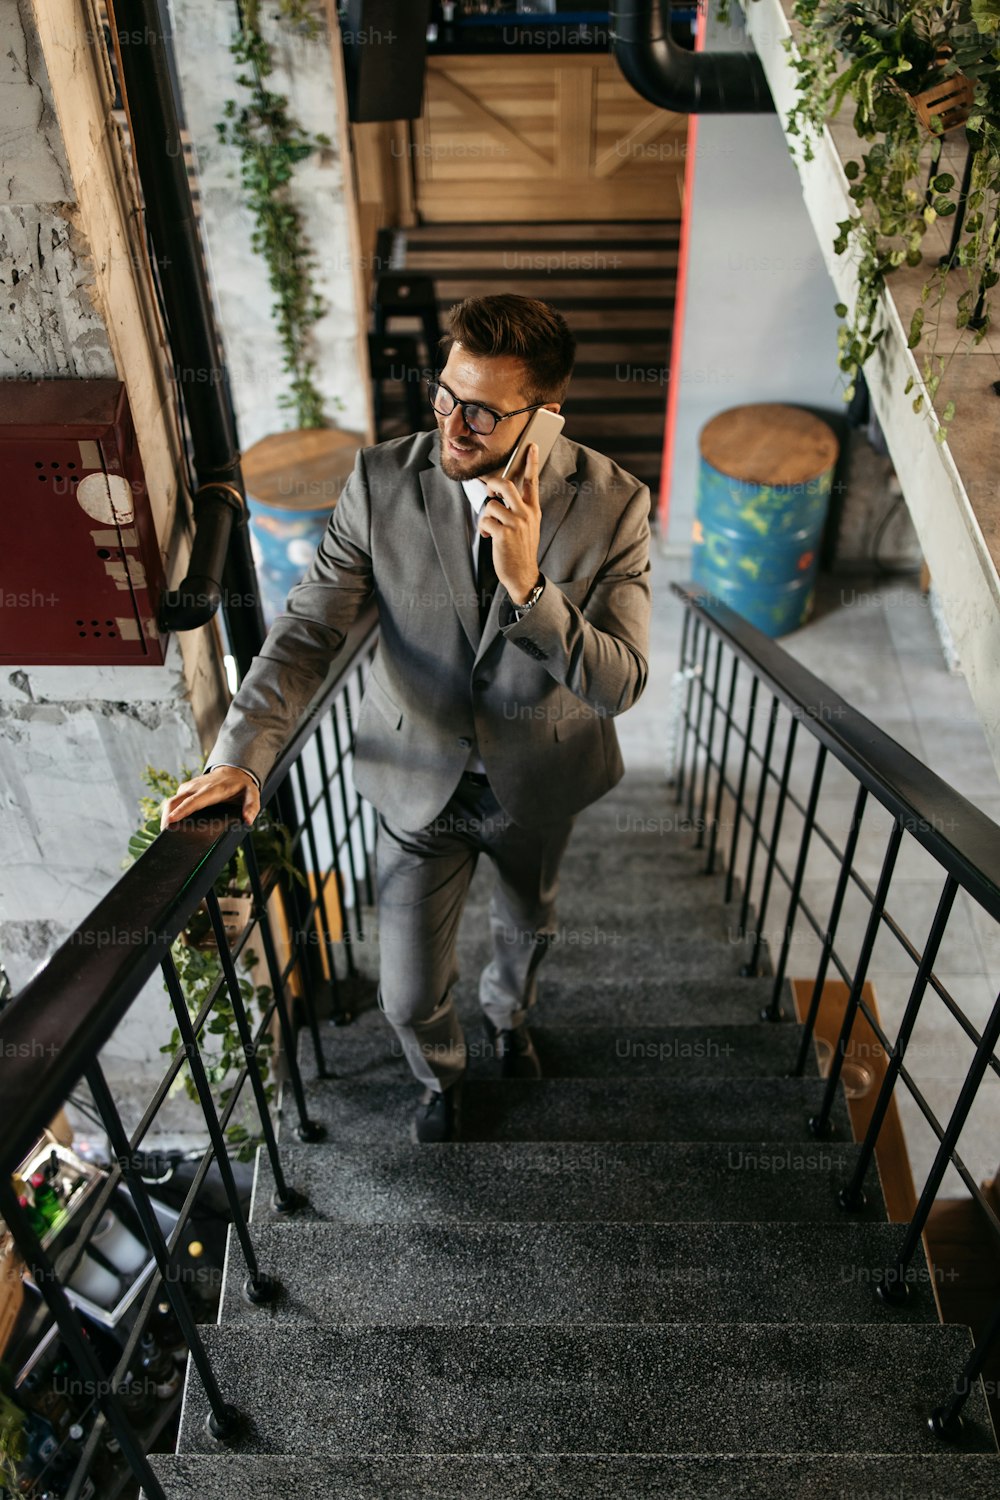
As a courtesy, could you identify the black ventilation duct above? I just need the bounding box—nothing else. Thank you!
[610,1,774,114]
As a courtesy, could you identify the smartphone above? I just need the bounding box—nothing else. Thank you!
[500,407,565,485]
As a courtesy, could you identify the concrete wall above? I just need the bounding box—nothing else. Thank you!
[666,9,841,551]
[166,0,373,448]
[0,0,229,1122]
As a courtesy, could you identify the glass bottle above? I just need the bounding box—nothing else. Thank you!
[138,1332,181,1400]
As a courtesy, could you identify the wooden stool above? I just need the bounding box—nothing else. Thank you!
[374,272,442,371]
[368,332,425,438]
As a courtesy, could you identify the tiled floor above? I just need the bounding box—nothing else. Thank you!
[616,543,1000,1199]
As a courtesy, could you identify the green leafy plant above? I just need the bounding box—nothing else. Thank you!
[781,0,1000,439]
[216,0,332,428]
[127,767,304,1160]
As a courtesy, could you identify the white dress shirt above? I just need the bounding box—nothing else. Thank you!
[461,476,491,775]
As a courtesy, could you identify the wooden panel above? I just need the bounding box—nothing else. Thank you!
[413,54,686,223]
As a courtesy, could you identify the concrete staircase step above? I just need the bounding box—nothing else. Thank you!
[294,1077,848,1146]
[146,1452,1000,1500]
[312,974,792,1033]
[219,1221,938,1328]
[251,1140,886,1226]
[173,1323,995,1456]
[295,1018,812,1084]
[458,894,753,947]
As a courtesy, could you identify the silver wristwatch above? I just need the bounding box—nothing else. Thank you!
[512,576,545,620]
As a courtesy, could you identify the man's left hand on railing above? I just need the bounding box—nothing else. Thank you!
[159,765,261,831]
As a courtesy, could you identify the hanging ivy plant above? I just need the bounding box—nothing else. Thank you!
[780,0,1000,441]
[217,0,331,428]
[125,766,305,1160]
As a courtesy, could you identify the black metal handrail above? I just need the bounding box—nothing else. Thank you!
[0,602,378,1499]
[671,580,1000,1440]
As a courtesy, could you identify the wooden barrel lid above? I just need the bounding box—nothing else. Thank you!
[699,404,838,487]
[242,427,365,511]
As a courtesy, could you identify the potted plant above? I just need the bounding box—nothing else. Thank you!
[125,767,304,1159]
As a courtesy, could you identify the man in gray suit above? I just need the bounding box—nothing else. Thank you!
[161,295,651,1142]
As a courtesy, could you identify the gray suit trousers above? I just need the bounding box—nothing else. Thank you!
[375,773,576,1091]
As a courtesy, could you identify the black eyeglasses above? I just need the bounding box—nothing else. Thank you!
[427,378,544,436]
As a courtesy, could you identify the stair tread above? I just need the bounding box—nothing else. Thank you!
[146,1452,1000,1500]
[220,1221,938,1328]
[295,1020,811,1082]
[308,976,795,1033]
[294,1077,849,1146]
[173,1323,995,1456]
[252,1140,886,1226]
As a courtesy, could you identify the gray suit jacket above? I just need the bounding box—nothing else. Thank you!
[207,429,652,831]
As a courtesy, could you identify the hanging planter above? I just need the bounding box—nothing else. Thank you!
[905,65,975,130]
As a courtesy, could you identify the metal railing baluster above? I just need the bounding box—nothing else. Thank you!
[809,819,904,1139]
[676,613,700,805]
[83,1062,244,1439]
[686,622,713,829]
[738,693,779,939]
[744,713,798,980]
[706,653,739,877]
[292,758,348,1020]
[930,1287,1000,1438]
[794,782,868,1076]
[766,740,827,1022]
[242,837,325,1142]
[880,985,1000,1303]
[161,950,285,1284]
[318,715,362,950]
[695,635,724,849]
[725,675,759,906]
[841,873,959,1214]
[205,889,303,1213]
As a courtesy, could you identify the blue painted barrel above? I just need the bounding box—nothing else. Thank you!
[692,404,838,638]
[243,428,364,628]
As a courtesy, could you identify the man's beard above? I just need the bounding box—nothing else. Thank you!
[437,426,518,483]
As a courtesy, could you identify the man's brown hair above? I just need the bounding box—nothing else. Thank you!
[441,294,576,405]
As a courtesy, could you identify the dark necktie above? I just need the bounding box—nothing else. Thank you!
[476,514,498,632]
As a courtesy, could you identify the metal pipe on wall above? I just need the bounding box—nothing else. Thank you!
[610,0,774,114]
[111,0,267,674]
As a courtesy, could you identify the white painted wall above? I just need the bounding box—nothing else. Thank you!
[666,9,841,550]
[166,0,372,447]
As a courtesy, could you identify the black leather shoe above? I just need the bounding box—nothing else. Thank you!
[483,1016,542,1080]
[410,1077,464,1143]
